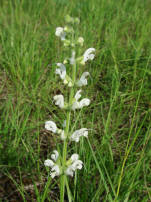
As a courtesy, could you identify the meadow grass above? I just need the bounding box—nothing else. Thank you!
[0,0,151,201]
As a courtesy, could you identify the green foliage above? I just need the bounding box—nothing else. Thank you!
[0,0,151,201]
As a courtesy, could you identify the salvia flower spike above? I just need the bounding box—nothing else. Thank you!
[44,15,95,201]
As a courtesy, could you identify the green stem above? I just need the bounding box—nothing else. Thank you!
[60,52,76,202]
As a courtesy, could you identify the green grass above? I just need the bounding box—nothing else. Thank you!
[0,0,151,201]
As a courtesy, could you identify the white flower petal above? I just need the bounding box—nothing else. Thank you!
[51,165,60,174]
[65,166,74,177]
[79,98,90,107]
[44,159,54,167]
[51,150,59,162]
[71,101,80,111]
[50,172,57,178]
[55,27,66,41]
[75,90,82,101]
[71,91,90,110]
[55,63,66,80]
[71,154,79,162]
[45,121,57,133]
[70,128,88,142]
[53,95,64,108]
[65,157,83,177]
[50,165,60,178]
[77,72,90,87]
[72,160,83,170]
[83,48,95,62]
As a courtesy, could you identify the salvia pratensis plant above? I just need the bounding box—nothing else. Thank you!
[44,15,96,201]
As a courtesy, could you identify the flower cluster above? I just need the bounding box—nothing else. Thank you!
[44,15,95,179]
[44,150,60,178]
[45,120,88,142]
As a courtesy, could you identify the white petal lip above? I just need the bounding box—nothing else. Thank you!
[72,95,90,110]
[72,160,83,170]
[50,165,60,178]
[77,72,90,87]
[53,95,64,108]
[51,165,60,174]
[55,63,66,80]
[55,27,66,41]
[44,159,54,167]
[45,121,57,133]
[51,150,59,162]
[65,155,83,177]
[83,48,95,62]
[71,154,79,162]
[65,166,74,177]
[75,90,82,101]
[44,150,60,178]
[79,98,90,107]
[70,128,88,142]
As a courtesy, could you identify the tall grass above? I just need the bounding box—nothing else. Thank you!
[0,0,151,201]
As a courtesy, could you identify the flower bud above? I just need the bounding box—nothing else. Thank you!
[77,37,84,46]
[74,17,80,24]
[64,26,74,33]
[63,39,71,47]
[65,15,74,24]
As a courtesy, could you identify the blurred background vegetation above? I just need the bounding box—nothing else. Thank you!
[0,0,151,201]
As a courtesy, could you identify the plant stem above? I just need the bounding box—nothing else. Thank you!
[60,52,76,202]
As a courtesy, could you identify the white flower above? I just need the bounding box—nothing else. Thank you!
[50,165,60,178]
[45,121,57,133]
[70,128,88,142]
[71,154,79,161]
[79,98,90,107]
[72,160,83,170]
[83,48,95,63]
[45,120,65,139]
[51,150,59,161]
[71,90,90,110]
[69,51,76,65]
[55,63,66,80]
[44,159,54,167]
[75,90,82,100]
[65,166,74,177]
[53,95,64,108]
[76,72,90,87]
[55,27,66,41]
[65,154,83,177]
[55,63,73,87]
[44,150,60,178]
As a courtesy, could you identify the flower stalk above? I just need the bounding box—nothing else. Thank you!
[60,41,77,200]
[44,15,96,202]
